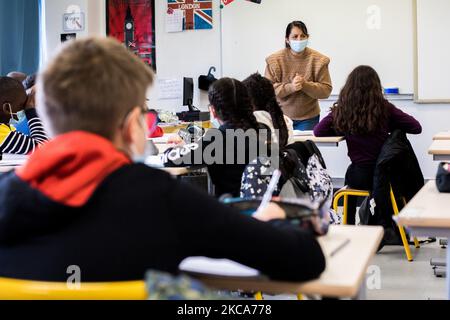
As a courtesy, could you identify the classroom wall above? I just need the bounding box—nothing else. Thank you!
[41,0,449,179]
[42,0,222,112]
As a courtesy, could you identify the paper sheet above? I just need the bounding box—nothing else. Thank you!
[158,78,183,100]
[179,257,261,278]
[166,9,183,33]
[293,130,314,137]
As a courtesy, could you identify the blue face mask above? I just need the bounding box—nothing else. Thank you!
[10,110,26,126]
[210,116,221,129]
[131,115,159,164]
[4,103,26,127]
[290,39,308,53]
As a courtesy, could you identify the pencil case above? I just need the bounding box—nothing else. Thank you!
[222,198,329,236]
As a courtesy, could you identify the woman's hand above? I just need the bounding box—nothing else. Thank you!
[292,73,305,91]
[253,203,286,222]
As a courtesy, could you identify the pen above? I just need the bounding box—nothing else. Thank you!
[330,239,351,257]
[256,169,282,215]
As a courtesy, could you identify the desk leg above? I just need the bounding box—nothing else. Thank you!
[354,278,367,300]
[447,244,450,300]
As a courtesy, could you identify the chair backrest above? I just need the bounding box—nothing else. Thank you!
[0,278,147,300]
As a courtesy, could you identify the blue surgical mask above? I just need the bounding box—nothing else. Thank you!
[290,39,308,53]
[132,116,154,164]
[4,103,25,126]
[11,110,26,126]
[210,116,221,129]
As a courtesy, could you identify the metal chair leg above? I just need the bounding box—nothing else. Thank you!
[255,292,264,300]
[391,188,413,262]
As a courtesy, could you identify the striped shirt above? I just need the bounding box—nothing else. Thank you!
[0,109,48,156]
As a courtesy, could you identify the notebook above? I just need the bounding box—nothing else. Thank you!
[179,257,261,278]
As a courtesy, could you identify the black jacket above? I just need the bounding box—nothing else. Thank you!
[164,124,272,197]
[362,130,424,227]
[0,164,325,283]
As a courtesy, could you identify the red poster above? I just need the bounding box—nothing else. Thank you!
[221,0,235,5]
[107,0,156,69]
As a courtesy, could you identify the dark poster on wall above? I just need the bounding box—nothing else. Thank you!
[106,0,156,69]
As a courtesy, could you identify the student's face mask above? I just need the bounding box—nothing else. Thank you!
[3,103,25,126]
[210,116,221,129]
[131,114,150,164]
[290,39,308,53]
[209,106,221,129]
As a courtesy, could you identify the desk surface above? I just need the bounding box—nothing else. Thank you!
[292,135,345,144]
[184,225,383,298]
[429,140,450,156]
[434,131,450,140]
[160,121,211,134]
[162,167,191,176]
[397,181,450,228]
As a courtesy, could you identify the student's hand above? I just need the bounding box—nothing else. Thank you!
[292,73,305,91]
[24,86,36,110]
[253,203,286,222]
[167,134,185,146]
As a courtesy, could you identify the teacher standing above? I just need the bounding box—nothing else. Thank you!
[265,21,333,131]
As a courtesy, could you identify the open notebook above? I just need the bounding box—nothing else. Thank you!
[179,257,261,278]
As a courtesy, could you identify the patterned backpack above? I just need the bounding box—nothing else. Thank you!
[240,141,341,225]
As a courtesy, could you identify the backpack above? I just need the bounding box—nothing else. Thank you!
[240,141,340,225]
[241,141,333,204]
[240,156,276,199]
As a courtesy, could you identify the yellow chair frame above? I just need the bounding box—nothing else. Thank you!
[332,186,420,262]
[0,278,147,300]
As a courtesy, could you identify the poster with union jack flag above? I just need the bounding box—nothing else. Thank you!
[168,0,213,30]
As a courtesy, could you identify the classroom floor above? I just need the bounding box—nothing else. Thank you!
[369,240,446,300]
[264,240,447,300]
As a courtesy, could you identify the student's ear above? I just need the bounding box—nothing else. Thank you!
[2,102,12,115]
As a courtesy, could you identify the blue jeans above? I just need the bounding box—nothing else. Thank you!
[293,116,320,131]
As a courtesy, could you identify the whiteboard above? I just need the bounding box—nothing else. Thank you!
[221,0,415,95]
[415,0,450,102]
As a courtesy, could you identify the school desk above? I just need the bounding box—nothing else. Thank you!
[397,181,450,299]
[433,131,450,141]
[429,140,450,161]
[180,225,384,300]
[292,135,345,147]
[160,121,211,134]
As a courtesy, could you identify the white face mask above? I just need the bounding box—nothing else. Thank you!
[290,39,308,53]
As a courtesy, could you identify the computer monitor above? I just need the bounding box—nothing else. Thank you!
[183,77,195,111]
[177,77,210,122]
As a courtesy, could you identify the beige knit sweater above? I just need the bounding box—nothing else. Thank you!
[265,48,333,120]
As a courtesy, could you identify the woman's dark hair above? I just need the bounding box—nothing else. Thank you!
[208,78,259,130]
[285,21,309,48]
[332,65,388,135]
[242,73,289,148]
